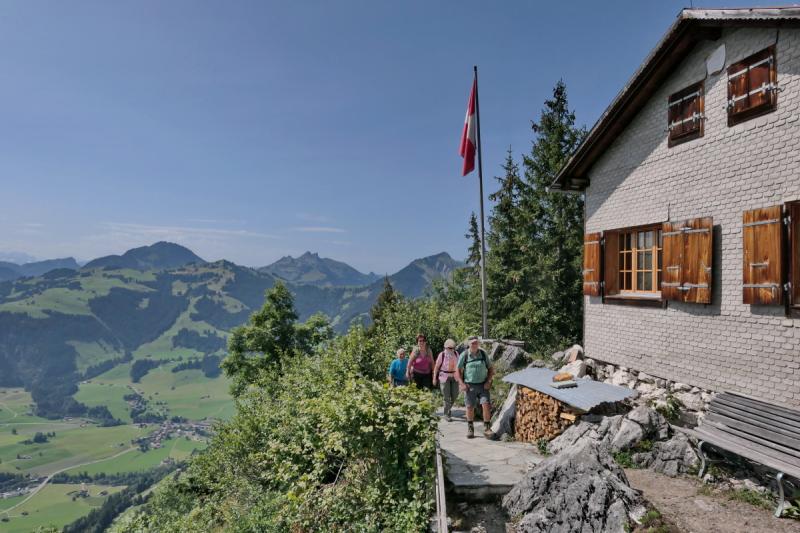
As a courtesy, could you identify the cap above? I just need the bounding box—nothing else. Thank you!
[444,339,456,349]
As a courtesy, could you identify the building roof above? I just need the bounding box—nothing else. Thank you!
[502,367,635,412]
[551,7,800,192]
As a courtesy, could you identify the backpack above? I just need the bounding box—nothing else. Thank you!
[458,348,489,371]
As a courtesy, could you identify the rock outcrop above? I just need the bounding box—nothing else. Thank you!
[503,440,646,533]
[490,384,517,437]
[549,406,670,455]
[632,433,699,476]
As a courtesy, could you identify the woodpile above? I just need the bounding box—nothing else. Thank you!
[514,386,581,442]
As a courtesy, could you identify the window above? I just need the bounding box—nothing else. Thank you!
[584,217,713,305]
[668,81,704,146]
[618,229,662,294]
[727,46,777,126]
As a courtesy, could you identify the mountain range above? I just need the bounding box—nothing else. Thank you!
[0,257,81,281]
[0,242,462,418]
[259,251,380,288]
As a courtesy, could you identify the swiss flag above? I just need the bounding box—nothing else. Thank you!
[459,78,477,176]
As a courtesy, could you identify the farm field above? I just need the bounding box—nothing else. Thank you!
[0,389,52,425]
[0,423,150,477]
[0,483,125,532]
[65,436,206,476]
[81,362,235,421]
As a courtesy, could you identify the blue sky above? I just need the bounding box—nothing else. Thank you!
[0,0,765,273]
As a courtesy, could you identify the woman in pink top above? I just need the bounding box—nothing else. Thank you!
[406,333,434,389]
[433,338,460,421]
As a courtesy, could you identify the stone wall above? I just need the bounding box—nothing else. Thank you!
[584,26,800,408]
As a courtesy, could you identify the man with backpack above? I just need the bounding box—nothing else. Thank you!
[456,336,494,439]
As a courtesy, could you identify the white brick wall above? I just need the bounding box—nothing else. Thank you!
[584,27,800,408]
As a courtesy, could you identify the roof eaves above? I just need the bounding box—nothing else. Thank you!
[550,7,800,193]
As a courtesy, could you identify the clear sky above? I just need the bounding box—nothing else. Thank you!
[0,0,768,273]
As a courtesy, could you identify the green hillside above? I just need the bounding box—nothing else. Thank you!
[0,245,460,419]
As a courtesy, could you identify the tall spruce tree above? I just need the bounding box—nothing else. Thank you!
[465,212,482,277]
[513,80,586,353]
[369,276,402,331]
[486,149,526,331]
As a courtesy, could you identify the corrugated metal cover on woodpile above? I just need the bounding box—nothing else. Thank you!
[502,368,635,412]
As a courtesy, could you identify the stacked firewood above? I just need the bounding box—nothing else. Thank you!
[514,386,580,442]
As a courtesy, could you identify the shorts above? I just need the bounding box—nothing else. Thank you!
[464,383,490,408]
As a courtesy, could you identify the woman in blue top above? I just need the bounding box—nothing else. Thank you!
[388,348,409,387]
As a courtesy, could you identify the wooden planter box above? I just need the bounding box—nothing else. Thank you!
[514,386,581,442]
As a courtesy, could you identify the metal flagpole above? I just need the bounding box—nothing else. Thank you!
[473,65,489,339]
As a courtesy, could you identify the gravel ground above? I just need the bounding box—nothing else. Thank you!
[626,468,800,533]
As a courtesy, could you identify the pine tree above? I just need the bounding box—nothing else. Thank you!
[369,277,402,330]
[465,212,482,276]
[486,149,526,329]
[513,80,587,353]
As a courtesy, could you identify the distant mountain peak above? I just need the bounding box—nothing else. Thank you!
[259,252,379,288]
[0,256,80,280]
[83,241,205,272]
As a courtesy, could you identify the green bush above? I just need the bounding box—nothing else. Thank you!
[118,330,439,532]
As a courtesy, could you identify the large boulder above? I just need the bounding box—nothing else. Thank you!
[564,344,583,363]
[499,345,529,369]
[489,342,504,361]
[503,440,645,533]
[491,384,517,437]
[548,406,669,455]
[558,360,587,379]
[632,433,699,476]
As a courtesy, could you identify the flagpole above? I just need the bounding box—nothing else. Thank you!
[473,65,489,339]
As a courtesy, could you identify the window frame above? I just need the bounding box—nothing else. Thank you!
[603,223,665,307]
[668,81,704,147]
[617,227,663,296]
[727,45,778,127]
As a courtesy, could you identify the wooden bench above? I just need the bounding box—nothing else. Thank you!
[675,391,800,517]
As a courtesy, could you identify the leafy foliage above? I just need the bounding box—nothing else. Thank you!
[222,282,300,396]
[115,281,465,532]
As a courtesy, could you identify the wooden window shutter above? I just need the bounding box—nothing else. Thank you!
[668,81,704,146]
[727,46,777,126]
[583,232,602,296]
[661,217,713,303]
[789,202,800,307]
[603,231,620,297]
[661,221,683,301]
[743,205,784,305]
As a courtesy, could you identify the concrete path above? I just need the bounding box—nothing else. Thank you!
[438,407,542,500]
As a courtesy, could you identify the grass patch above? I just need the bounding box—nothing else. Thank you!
[614,450,636,468]
[0,482,124,533]
[537,438,550,456]
[0,424,150,477]
[726,488,774,510]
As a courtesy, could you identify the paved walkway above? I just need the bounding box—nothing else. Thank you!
[438,407,542,501]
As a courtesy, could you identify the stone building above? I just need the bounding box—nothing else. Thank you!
[552,8,800,408]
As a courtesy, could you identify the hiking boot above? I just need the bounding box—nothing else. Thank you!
[446,413,452,422]
[484,425,494,439]
[466,423,474,439]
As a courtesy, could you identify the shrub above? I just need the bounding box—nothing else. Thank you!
[119,336,438,532]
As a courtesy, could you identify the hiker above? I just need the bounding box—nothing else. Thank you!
[456,336,494,439]
[387,348,409,387]
[406,333,434,389]
[433,338,460,421]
